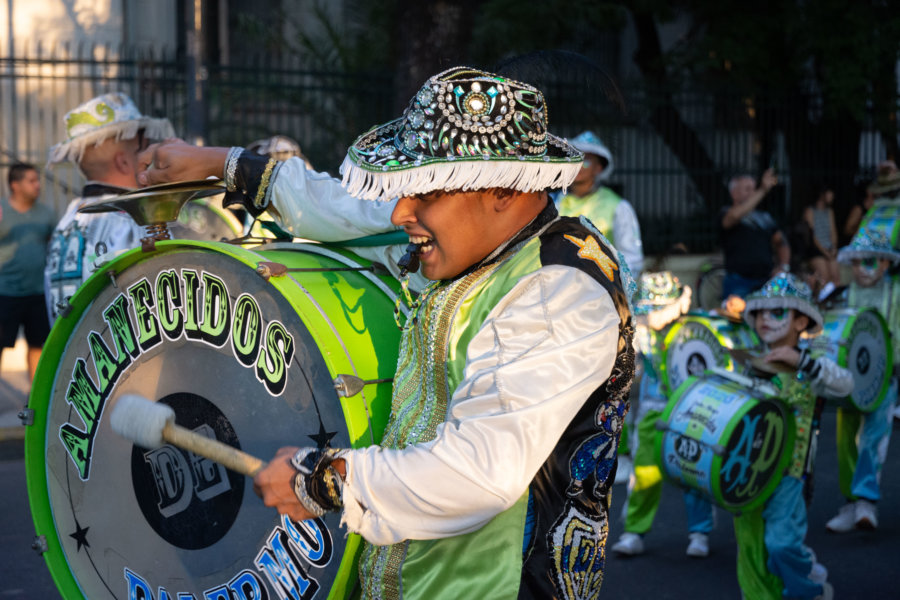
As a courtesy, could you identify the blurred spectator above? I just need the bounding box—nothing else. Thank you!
[802,184,840,287]
[719,168,789,298]
[44,92,173,321]
[0,163,55,381]
[842,182,876,243]
[557,131,644,277]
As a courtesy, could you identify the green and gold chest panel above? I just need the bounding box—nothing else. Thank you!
[359,258,505,599]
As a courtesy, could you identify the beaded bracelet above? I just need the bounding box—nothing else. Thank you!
[292,471,327,517]
[224,146,243,192]
[291,447,345,513]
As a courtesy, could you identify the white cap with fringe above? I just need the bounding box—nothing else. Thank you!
[48,92,174,166]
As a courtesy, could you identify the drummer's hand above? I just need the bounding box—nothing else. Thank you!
[136,138,230,186]
[764,346,801,368]
[253,446,318,522]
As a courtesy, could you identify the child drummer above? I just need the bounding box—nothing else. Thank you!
[611,271,715,558]
[735,273,853,600]
[825,229,900,532]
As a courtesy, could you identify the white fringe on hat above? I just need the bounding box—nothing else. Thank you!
[340,155,581,201]
[743,295,823,334]
[48,117,174,166]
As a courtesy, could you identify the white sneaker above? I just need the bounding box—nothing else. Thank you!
[825,503,856,533]
[814,582,834,600]
[809,561,828,585]
[686,532,709,558]
[893,403,900,421]
[611,532,645,556]
[614,455,633,485]
[855,499,878,530]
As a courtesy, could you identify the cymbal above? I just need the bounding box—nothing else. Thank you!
[78,179,224,226]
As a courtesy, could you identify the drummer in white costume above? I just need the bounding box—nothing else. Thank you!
[734,273,852,600]
[824,229,900,532]
[44,93,174,321]
[137,66,635,599]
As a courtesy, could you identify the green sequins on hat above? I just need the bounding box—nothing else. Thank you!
[743,272,823,334]
[340,66,583,201]
[48,92,174,165]
[837,228,900,265]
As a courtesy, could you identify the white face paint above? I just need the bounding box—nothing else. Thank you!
[755,308,793,344]
[852,257,888,287]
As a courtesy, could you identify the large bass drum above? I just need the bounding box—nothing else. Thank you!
[799,308,893,412]
[659,315,761,394]
[655,374,795,512]
[26,240,403,599]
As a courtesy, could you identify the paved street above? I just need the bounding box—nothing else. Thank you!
[2,333,898,599]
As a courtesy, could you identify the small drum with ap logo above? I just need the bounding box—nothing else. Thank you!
[654,372,795,512]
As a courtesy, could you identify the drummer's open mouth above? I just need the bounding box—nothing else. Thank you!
[409,235,434,256]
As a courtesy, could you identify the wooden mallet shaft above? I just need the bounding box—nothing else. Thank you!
[110,393,267,477]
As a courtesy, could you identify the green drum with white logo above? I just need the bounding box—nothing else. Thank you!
[655,374,795,512]
[26,240,403,600]
[659,314,762,395]
[799,308,893,412]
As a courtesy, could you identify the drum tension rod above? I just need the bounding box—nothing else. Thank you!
[256,261,390,281]
[334,374,393,398]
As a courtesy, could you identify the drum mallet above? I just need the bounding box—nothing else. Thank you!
[110,394,267,477]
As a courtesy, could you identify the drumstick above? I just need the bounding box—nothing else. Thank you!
[110,394,267,477]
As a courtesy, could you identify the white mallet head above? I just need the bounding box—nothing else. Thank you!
[110,394,175,448]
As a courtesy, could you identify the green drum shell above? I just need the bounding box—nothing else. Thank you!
[654,375,796,513]
[800,308,893,412]
[659,314,761,395]
[26,239,402,600]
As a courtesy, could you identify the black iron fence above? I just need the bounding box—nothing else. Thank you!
[2,45,896,256]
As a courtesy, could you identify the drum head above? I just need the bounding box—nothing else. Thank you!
[811,308,892,412]
[27,241,398,599]
[660,316,760,393]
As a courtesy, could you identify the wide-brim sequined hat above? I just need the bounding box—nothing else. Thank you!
[743,272,823,334]
[867,161,900,197]
[340,66,583,201]
[570,130,614,180]
[837,228,900,265]
[48,92,174,165]
[633,271,692,331]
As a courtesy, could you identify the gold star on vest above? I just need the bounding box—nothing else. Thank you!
[564,234,618,280]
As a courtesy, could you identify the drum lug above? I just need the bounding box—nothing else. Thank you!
[18,408,34,426]
[256,261,288,280]
[107,269,119,289]
[31,535,48,555]
[334,374,392,397]
[55,298,73,318]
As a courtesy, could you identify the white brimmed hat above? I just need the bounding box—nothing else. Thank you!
[570,130,614,180]
[743,272,823,334]
[340,66,583,201]
[837,228,900,265]
[48,92,174,165]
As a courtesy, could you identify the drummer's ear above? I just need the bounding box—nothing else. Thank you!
[792,312,810,333]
